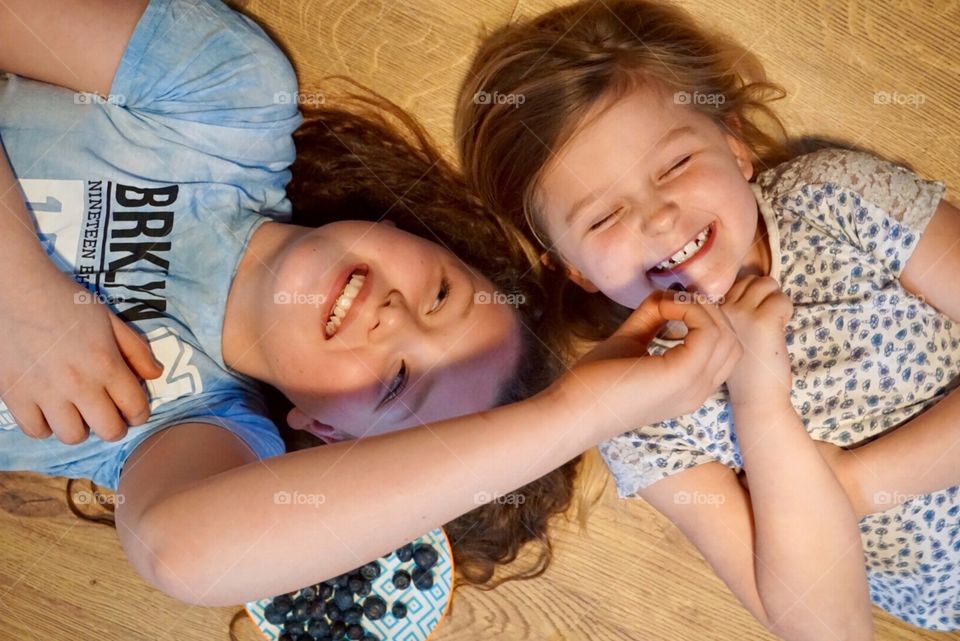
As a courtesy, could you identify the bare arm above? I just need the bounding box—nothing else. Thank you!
[719,276,873,640]
[114,293,743,606]
[118,393,595,606]
[0,0,146,96]
[825,385,960,517]
[730,398,873,640]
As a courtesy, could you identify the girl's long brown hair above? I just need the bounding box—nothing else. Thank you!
[66,82,608,600]
[455,0,795,344]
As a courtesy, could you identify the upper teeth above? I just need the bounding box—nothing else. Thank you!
[655,226,710,271]
[325,272,366,338]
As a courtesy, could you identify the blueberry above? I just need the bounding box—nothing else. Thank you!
[278,635,295,641]
[264,603,286,625]
[335,575,350,588]
[284,620,305,636]
[273,594,294,615]
[359,562,381,580]
[326,603,342,622]
[319,583,334,600]
[362,635,379,641]
[391,570,411,590]
[347,574,365,594]
[346,624,365,640]
[343,605,363,625]
[412,567,433,591]
[306,598,326,620]
[307,618,331,638]
[334,587,355,611]
[330,621,347,638]
[412,544,439,570]
[391,602,407,619]
[357,580,371,597]
[323,578,339,587]
[301,585,318,600]
[362,596,386,620]
[395,543,414,562]
[292,596,311,622]
[296,635,313,641]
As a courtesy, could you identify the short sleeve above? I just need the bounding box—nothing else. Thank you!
[757,148,946,279]
[598,414,728,499]
[110,0,300,128]
[106,392,286,492]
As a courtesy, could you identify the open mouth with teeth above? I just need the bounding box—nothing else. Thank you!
[647,222,715,276]
[324,267,369,338]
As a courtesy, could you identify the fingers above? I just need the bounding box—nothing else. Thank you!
[657,293,743,397]
[38,402,87,445]
[106,371,152,427]
[110,314,163,379]
[76,389,129,442]
[5,401,52,439]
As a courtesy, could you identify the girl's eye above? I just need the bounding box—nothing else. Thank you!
[588,208,622,233]
[664,155,691,177]
[430,277,452,313]
[382,361,408,406]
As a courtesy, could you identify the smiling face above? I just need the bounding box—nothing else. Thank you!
[242,220,523,441]
[533,81,769,308]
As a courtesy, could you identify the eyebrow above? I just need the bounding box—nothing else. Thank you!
[563,124,697,226]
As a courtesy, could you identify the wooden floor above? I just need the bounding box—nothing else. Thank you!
[1,457,958,640]
[2,0,959,639]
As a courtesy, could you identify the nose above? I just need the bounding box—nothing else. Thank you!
[369,289,418,339]
[638,195,679,237]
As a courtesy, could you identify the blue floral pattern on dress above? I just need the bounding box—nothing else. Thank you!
[597,148,959,630]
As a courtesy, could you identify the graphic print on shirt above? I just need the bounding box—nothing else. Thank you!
[21,178,178,322]
[142,326,205,410]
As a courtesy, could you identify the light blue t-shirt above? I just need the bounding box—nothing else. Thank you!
[0,0,304,490]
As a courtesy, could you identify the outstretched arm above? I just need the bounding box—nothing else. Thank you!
[114,293,743,607]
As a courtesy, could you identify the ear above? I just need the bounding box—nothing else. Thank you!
[286,407,347,444]
[722,116,754,181]
[564,264,600,294]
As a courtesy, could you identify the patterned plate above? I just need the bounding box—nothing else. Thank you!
[246,527,454,641]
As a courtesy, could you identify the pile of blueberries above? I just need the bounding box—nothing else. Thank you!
[263,541,441,641]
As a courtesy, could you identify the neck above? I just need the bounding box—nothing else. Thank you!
[221,221,297,382]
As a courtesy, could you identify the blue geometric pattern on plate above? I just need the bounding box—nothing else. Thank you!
[246,527,453,640]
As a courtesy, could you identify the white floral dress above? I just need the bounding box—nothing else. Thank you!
[598,148,960,630]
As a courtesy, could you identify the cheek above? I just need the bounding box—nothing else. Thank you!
[585,235,654,307]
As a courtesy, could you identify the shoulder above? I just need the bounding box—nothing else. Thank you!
[755,147,939,212]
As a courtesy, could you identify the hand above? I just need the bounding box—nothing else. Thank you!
[0,273,164,444]
[718,275,793,402]
[550,289,742,442]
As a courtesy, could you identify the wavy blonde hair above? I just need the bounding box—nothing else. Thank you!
[455,0,794,342]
